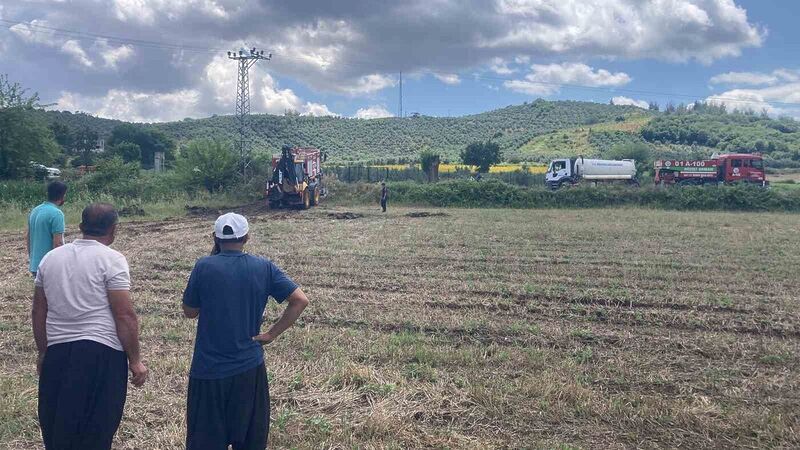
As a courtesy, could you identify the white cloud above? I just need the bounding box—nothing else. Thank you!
[710,69,800,86]
[707,83,800,118]
[489,0,763,63]
[434,73,461,85]
[259,73,304,114]
[112,0,229,25]
[490,57,515,75]
[9,20,58,46]
[302,102,338,117]
[338,74,396,95]
[710,72,778,86]
[57,89,201,122]
[353,105,394,119]
[504,63,631,96]
[200,55,337,116]
[7,0,766,121]
[10,20,133,70]
[96,41,135,69]
[772,69,800,83]
[53,55,337,121]
[60,40,93,67]
[612,96,649,109]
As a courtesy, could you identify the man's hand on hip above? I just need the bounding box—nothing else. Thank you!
[129,361,148,387]
[252,332,275,346]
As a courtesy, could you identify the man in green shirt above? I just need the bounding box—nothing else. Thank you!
[27,181,67,276]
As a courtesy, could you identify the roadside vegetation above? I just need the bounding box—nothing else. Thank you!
[328,179,800,212]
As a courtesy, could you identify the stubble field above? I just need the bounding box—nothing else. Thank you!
[1,205,799,449]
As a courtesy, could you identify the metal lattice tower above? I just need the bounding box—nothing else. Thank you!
[398,71,403,118]
[227,47,271,177]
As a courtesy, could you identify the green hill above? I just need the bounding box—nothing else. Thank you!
[40,100,800,167]
[42,100,645,163]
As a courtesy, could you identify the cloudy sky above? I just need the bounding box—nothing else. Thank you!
[1,0,798,122]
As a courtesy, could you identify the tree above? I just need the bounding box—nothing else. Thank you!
[176,139,237,193]
[49,121,75,154]
[108,123,175,169]
[606,142,653,177]
[419,148,441,183]
[460,141,501,173]
[74,127,99,166]
[109,141,142,164]
[0,75,59,178]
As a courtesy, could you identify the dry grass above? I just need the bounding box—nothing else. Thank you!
[1,205,799,449]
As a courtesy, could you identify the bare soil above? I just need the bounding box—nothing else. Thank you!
[1,206,798,449]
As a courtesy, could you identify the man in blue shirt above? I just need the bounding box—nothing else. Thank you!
[27,181,67,275]
[182,213,309,450]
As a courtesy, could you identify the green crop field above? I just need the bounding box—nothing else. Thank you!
[1,206,799,448]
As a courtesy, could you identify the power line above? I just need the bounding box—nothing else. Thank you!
[2,18,800,109]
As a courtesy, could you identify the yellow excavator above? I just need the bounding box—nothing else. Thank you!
[267,145,325,209]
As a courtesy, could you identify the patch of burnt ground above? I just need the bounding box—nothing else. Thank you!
[405,211,450,218]
[328,212,363,220]
[185,205,219,217]
[119,205,146,217]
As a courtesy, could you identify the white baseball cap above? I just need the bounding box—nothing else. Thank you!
[214,213,249,239]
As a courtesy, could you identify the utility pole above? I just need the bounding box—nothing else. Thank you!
[398,71,403,118]
[227,47,271,178]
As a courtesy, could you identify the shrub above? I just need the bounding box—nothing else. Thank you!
[355,180,800,212]
[419,149,441,183]
[460,141,502,173]
[109,141,142,164]
[81,156,142,198]
[175,139,238,193]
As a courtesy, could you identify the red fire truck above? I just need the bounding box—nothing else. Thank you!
[654,153,768,187]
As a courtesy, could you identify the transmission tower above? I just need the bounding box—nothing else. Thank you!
[227,47,271,177]
[398,71,403,118]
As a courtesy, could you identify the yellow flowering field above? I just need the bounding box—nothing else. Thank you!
[373,163,547,174]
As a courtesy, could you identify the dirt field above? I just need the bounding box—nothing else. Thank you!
[1,206,799,449]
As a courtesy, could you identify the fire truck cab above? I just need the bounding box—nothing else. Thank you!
[655,153,767,186]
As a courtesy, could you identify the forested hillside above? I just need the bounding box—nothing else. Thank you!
[41,100,644,163]
[154,100,643,163]
[39,99,800,166]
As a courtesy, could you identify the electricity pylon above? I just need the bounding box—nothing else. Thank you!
[227,47,271,178]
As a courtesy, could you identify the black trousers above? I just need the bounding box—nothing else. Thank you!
[186,363,270,450]
[381,198,387,212]
[38,340,128,450]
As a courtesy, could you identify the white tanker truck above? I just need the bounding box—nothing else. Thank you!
[545,156,639,190]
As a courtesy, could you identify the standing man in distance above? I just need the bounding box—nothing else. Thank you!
[27,181,67,276]
[182,213,309,450]
[33,203,148,450]
[380,181,388,213]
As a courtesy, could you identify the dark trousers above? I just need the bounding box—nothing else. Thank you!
[381,198,387,212]
[186,363,270,450]
[38,340,128,450]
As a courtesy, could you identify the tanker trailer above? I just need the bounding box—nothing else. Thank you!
[545,156,638,190]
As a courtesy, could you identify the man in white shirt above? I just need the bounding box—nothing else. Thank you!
[32,203,148,450]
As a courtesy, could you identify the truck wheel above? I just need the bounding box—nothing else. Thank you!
[313,187,321,205]
[302,189,310,210]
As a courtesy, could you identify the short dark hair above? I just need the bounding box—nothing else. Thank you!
[47,181,68,202]
[81,203,119,236]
